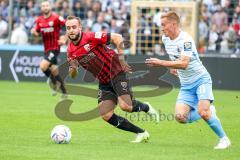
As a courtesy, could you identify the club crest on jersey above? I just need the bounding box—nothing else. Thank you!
[98,90,102,98]
[121,82,128,91]
[95,32,102,39]
[48,21,54,27]
[184,42,192,51]
[84,44,91,52]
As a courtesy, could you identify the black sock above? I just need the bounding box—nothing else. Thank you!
[48,74,57,90]
[132,100,149,113]
[43,68,51,77]
[55,75,67,94]
[50,74,57,85]
[107,113,144,133]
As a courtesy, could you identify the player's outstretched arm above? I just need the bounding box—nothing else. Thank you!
[110,33,132,72]
[110,33,124,55]
[145,55,190,69]
[170,69,178,76]
[58,35,68,45]
[30,28,39,37]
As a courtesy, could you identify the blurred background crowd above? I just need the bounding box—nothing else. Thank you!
[0,0,239,55]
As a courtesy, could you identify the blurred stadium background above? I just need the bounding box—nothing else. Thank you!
[0,0,239,160]
[0,0,239,55]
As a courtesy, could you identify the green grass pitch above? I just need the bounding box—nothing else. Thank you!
[0,81,239,160]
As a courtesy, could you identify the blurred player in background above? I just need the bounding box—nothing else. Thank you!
[66,16,160,143]
[146,11,231,149]
[31,1,67,98]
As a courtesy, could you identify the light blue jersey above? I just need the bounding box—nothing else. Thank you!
[162,31,209,85]
[162,31,214,108]
[163,31,228,141]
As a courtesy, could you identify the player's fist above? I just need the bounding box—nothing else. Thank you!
[68,59,79,78]
[170,69,178,77]
[58,35,67,45]
[31,28,39,36]
[69,67,78,78]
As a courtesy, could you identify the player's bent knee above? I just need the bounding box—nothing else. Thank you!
[175,114,187,123]
[40,60,50,71]
[39,63,46,71]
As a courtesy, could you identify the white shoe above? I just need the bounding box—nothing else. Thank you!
[52,82,61,96]
[210,105,219,120]
[131,131,150,143]
[145,102,160,123]
[52,90,57,96]
[47,78,60,96]
[214,136,231,149]
[61,93,68,100]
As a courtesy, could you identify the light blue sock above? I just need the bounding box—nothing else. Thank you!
[187,109,201,123]
[206,117,226,138]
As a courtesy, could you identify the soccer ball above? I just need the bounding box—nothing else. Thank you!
[51,125,71,144]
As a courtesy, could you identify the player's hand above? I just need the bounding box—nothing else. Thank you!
[145,58,163,67]
[69,66,78,78]
[120,60,132,73]
[31,28,39,36]
[68,59,79,78]
[58,35,67,45]
[170,69,178,77]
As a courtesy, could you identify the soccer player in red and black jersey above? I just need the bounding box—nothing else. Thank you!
[31,1,67,98]
[66,16,160,143]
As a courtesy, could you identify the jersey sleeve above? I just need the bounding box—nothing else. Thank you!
[67,46,73,60]
[35,18,40,32]
[88,32,111,45]
[58,15,66,26]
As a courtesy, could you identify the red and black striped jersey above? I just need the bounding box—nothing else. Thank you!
[35,12,65,53]
[67,32,123,84]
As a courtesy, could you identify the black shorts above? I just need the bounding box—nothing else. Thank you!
[44,50,60,65]
[98,72,133,104]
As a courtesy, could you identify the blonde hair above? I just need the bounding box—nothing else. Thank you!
[161,11,180,25]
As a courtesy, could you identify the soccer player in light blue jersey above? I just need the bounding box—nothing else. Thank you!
[146,11,231,149]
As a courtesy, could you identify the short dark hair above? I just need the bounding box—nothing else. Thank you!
[41,0,51,4]
[66,16,82,25]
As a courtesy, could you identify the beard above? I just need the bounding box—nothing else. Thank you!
[68,32,80,42]
[43,10,50,16]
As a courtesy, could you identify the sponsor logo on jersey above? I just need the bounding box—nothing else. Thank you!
[41,27,54,33]
[78,52,96,64]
